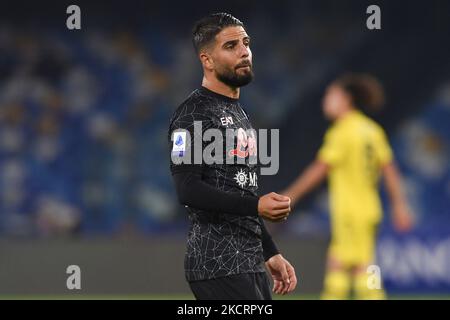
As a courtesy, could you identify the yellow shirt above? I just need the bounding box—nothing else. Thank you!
[318,110,393,223]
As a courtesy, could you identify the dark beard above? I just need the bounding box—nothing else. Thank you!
[216,67,254,88]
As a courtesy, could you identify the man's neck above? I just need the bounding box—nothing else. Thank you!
[202,76,240,99]
[336,106,355,121]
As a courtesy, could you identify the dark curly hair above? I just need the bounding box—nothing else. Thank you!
[334,73,386,112]
[192,13,245,54]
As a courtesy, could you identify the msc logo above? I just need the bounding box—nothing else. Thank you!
[234,169,258,188]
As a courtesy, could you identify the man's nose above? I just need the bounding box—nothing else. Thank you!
[239,44,250,58]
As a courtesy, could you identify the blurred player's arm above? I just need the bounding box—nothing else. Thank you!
[381,161,414,232]
[172,170,290,221]
[283,126,341,206]
[281,160,329,206]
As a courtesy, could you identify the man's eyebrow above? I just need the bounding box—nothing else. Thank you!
[222,39,239,47]
[222,36,251,47]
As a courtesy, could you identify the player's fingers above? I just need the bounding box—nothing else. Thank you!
[282,274,292,295]
[273,280,283,294]
[271,208,290,217]
[280,281,289,295]
[263,211,290,222]
[272,280,280,293]
[271,193,291,202]
[287,276,297,293]
[266,214,288,222]
[272,276,284,294]
[277,281,286,295]
[286,265,298,293]
[286,261,298,292]
[271,216,289,223]
[270,201,290,210]
[279,264,290,287]
[288,275,297,293]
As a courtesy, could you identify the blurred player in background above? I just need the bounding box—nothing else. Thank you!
[283,73,414,299]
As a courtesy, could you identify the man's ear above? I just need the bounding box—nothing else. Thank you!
[199,51,214,71]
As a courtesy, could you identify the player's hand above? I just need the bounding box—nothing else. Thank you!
[392,201,414,233]
[265,254,297,295]
[279,189,297,205]
[258,192,291,222]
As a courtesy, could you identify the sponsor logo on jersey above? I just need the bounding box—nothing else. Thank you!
[229,128,257,159]
[234,169,258,188]
[220,116,234,126]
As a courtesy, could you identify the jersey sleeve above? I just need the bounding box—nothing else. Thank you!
[259,217,279,261]
[172,170,259,217]
[375,127,393,166]
[168,102,211,175]
[317,126,346,166]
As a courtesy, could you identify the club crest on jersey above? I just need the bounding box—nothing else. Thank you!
[234,169,258,188]
[229,128,257,159]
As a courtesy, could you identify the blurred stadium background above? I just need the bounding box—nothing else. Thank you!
[0,0,449,299]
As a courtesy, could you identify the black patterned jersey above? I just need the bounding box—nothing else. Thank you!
[168,86,266,281]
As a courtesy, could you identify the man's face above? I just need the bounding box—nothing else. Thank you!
[322,84,351,120]
[204,26,253,88]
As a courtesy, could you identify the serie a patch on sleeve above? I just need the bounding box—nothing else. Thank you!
[172,131,187,157]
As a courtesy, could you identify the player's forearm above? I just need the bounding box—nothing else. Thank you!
[283,160,329,204]
[259,217,279,261]
[172,171,259,217]
[382,162,407,207]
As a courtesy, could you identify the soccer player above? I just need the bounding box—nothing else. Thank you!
[168,13,297,300]
[282,74,413,299]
